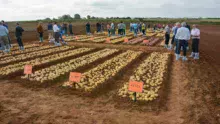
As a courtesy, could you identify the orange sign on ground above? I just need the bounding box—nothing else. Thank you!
[75,36,79,40]
[128,81,144,93]
[124,38,128,42]
[69,72,82,83]
[62,36,66,39]
[90,37,94,40]
[106,38,110,43]
[24,65,32,74]
[143,40,149,43]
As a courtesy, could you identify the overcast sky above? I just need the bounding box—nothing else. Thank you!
[1,0,220,21]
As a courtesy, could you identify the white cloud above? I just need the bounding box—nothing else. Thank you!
[0,0,219,21]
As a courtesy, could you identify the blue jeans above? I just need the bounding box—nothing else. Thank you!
[134,29,138,36]
[178,40,187,56]
[130,27,133,32]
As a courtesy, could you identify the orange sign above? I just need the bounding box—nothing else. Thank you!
[143,40,149,43]
[106,38,110,43]
[90,37,94,40]
[62,36,66,39]
[69,72,82,83]
[128,81,143,93]
[75,36,79,40]
[24,65,32,74]
[124,38,128,42]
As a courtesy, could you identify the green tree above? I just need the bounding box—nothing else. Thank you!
[87,15,91,19]
[74,14,81,19]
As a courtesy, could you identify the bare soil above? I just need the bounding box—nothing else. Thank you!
[0,25,219,124]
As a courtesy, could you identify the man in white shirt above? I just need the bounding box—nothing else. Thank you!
[53,22,61,46]
[175,22,190,61]
[190,24,200,59]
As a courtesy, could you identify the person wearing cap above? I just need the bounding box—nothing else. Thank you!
[53,22,61,46]
[190,24,200,60]
[0,22,10,53]
[175,22,191,61]
[37,22,44,43]
[164,24,171,48]
[15,23,25,50]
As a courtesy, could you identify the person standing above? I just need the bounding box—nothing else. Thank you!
[107,23,111,36]
[185,23,191,50]
[47,22,53,40]
[96,22,101,33]
[190,24,200,60]
[142,23,146,36]
[132,23,138,37]
[101,23,104,33]
[138,23,142,33]
[111,22,115,36]
[0,22,10,53]
[15,23,24,50]
[2,20,12,48]
[53,22,61,46]
[122,22,126,36]
[37,22,44,43]
[117,22,123,36]
[69,23,73,35]
[58,24,67,45]
[170,22,180,49]
[86,22,91,35]
[175,22,191,61]
[164,24,171,48]
[130,23,133,32]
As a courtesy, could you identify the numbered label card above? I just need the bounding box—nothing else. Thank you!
[124,38,128,42]
[106,38,110,43]
[75,36,79,40]
[128,81,143,93]
[69,72,82,83]
[90,37,94,40]
[143,40,149,43]
[24,65,32,74]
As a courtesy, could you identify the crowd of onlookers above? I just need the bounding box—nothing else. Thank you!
[0,20,200,61]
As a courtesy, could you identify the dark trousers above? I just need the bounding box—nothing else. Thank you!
[178,40,187,56]
[165,33,170,45]
[142,29,146,35]
[54,32,60,43]
[192,39,200,53]
[118,29,123,35]
[69,29,73,35]
[171,35,175,44]
[16,36,23,47]
[39,32,43,37]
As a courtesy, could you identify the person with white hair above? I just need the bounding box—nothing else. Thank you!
[170,22,180,50]
[175,22,191,61]
[164,24,171,48]
[0,22,10,53]
[190,24,200,59]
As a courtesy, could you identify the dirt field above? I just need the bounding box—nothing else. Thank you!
[0,25,219,124]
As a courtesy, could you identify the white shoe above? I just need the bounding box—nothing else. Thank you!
[194,53,199,60]
[182,56,188,61]
[176,54,180,61]
[189,52,195,58]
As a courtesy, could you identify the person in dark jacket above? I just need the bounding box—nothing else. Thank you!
[69,23,73,35]
[15,23,24,50]
[96,22,101,33]
[37,22,44,43]
[86,22,91,35]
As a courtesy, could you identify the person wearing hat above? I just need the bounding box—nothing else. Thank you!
[15,23,25,50]
[37,22,44,43]
[190,24,200,60]
[0,22,10,53]
[175,22,191,61]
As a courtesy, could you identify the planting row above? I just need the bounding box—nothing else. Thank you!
[22,48,119,83]
[0,48,94,77]
[118,52,171,101]
[63,50,142,92]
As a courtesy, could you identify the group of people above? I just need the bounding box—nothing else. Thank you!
[0,20,24,53]
[130,22,147,36]
[164,22,200,61]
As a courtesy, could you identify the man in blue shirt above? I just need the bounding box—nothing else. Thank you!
[48,22,53,39]
[132,23,138,37]
[1,20,12,48]
[0,22,10,53]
